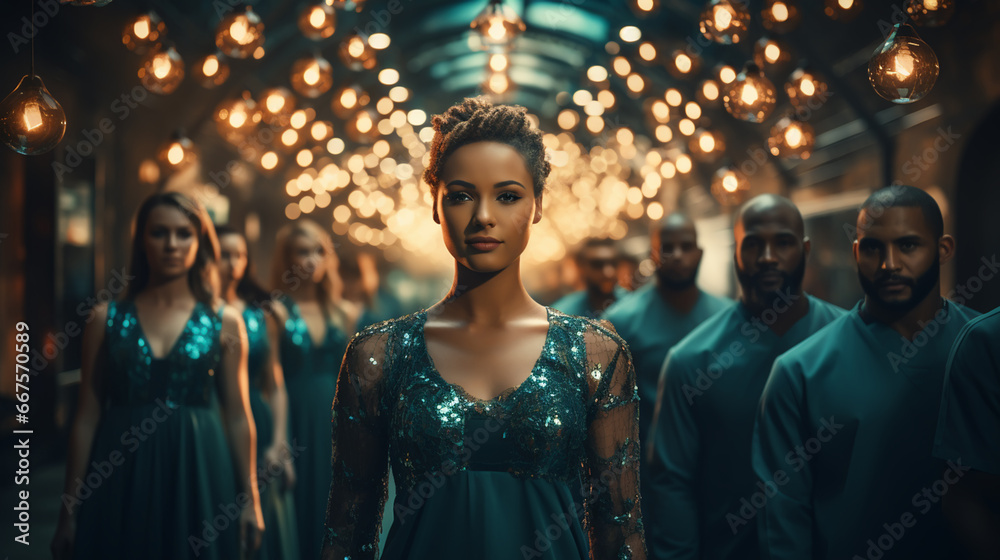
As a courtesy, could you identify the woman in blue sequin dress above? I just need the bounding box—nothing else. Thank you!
[269,219,357,560]
[322,98,647,560]
[51,192,264,560]
[217,225,300,559]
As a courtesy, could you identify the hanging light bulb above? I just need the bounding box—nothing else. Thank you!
[122,11,166,54]
[689,129,725,162]
[785,68,828,109]
[338,31,377,71]
[215,92,262,144]
[761,0,800,33]
[290,54,334,98]
[768,115,815,159]
[711,165,750,206]
[299,3,336,40]
[905,0,954,27]
[331,84,371,119]
[215,7,265,59]
[260,87,296,126]
[824,0,864,22]
[723,63,776,122]
[482,71,512,96]
[869,23,939,104]
[157,133,197,172]
[192,52,230,88]
[0,75,67,155]
[138,45,185,95]
[753,37,793,70]
[668,50,702,79]
[699,0,751,45]
[698,79,721,104]
[345,109,380,144]
[471,0,526,49]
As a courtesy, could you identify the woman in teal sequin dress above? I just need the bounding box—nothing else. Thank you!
[217,225,300,560]
[51,192,264,560]
[269,219,356,560]
[322,98,646,560]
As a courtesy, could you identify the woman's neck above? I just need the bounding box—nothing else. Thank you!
[143,273,194,305]
[288,281,321,303]
[439,258,541,325]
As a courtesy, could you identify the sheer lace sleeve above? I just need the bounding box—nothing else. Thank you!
[321,327,391,560]
[582,319,647,560]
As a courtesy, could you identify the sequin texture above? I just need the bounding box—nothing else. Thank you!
[322,308,647,559]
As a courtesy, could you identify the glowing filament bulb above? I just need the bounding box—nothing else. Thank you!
[894,51,914,78]
[675,53,692,73]
[741,83,759,104]
[230,19,249,43]
[341,89,357,108]
[152,54,171,79]
[490,54,508,72]
[356,113,373,133]
[784,125,803,148]
[839,0,853,8]
[722,173,738,192]
[925,0,938,8]
[800,78,816,96]
[309,7,326,28]
[22,102,43,131]
[772,2,789,21]
[699,133,715,152]
[765,43,781,63]
[487,18,507,40]
[714,6,733,30]
[229,110,247,128]
[303,63,321,85]
[348,36,365,57]
[202,57,219,76]
[261,152,278,170]
[167,143,184,165]
[266,94,285,113]
[134,19,150,39]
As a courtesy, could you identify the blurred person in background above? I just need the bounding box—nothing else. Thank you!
[340,246,405,332]
[552,237,628,318]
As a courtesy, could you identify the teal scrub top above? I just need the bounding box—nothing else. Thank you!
[552,285,629,319]
[753,300,980,560]
[647,295,846,560]
[934,305,1000,475]
[602,283,730,457]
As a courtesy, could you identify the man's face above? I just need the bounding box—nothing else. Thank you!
[577,245,619,294]
[653,228,703,290]
[734,208,809,306]
[854,206,942,314]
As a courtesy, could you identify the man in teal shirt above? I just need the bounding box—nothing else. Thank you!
[753,185,980,559]
[646,195,845,560]
[552,237,628,318]
[934,304,1000,559]
[602,213,729,517]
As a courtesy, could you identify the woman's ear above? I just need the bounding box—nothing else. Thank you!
[532,194,543,224]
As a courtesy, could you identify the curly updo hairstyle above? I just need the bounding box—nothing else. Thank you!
[422,97,551,198]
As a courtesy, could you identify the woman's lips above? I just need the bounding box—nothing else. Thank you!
[467,238,502,252]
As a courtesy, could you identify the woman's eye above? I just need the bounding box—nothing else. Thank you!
[177,229,193,238]
[445,192,471,203]
[498,192,521,203]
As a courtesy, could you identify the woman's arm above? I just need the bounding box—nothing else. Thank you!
[583,323,647,560]
[50,303,109,560]
[261,311,294,490]
[217,305,265,552]
[321,329,391,560]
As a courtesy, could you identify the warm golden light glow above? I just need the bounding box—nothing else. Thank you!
[714,6,733,29]
[702,80,719,100]
[784,124,803,148]
[22,103,42,131]
[800,77,815,96]
[588,66,609,82]
[167,143,184,165]
[665,88,682,106]
[765,43,781,63]
[202,57,219,76]
[614,57,632,76]
[134,20,150,39]
[772,2,789,21]
[679,119,695,136]
[675,53,692,73]
[369,33,390,49]
[740,83,759,104]
[676,154,692,173]
[620,25,641,42]
[490,54,508,72]
[685,102,702,119]
[699,132,715,153]
[839,0,853,8]
[261,151,278,170]
[639,43,657,61]
[719,66,736,83]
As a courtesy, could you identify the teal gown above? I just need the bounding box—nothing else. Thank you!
[752,300,980,560]
[242,306,300,559]
[277,296,348,560]
[552,285,629,319]
[321,308,647,560]
[74,300,239,560]
[647,295,845,560]
[602,283,729,519]
[934,305,1000,474]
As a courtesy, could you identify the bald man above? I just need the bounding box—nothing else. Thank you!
[601,213,730,518]
[552,237,629,318]
[753,185,980,560]
[645,195,845,560]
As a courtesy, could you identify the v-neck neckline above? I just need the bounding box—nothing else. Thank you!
[418,307,553,403]
[132,299,201,361]
[289,298,330,349]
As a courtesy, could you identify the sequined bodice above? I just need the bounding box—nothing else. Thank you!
[104,299,222,408]
[389,307,589,489]
[242,306,269,387]
[278,296,349,379]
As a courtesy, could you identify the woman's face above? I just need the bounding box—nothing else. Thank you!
[435,141,541,273]
[143,205,198,279]
[218,233,248,287]
[288,233,334,285]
